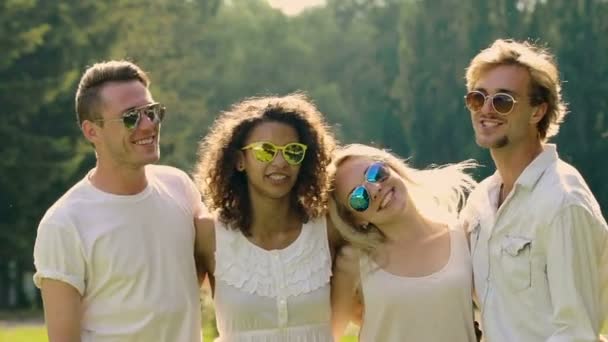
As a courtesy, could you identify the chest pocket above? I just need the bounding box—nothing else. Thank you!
[501,235,532,291]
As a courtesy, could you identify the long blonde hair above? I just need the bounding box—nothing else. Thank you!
[328,144,477,254]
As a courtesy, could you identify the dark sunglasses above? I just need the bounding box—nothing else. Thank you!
[465,90,518,115]
[95,102,166,130]
[348,162,390,212]
[241,141,308,166]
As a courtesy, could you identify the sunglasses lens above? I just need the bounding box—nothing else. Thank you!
[366,163,389,183]
[465,92,485,111]
[252,143,277,162]
[143,105,162,124]
[492,94,515,114]
[349,186,370,212]
[122,111,140,130]
[283,143,306,165]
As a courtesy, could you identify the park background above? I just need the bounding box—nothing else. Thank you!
[1,0,607,340]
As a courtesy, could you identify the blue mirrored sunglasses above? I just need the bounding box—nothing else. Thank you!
[348,162,390,212]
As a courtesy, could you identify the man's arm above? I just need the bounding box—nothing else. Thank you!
[544,205,607,341]
[331,245,362,341]
[40,279,82,342]
[194,216,216,287]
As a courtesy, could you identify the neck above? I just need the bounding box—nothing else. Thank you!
[378,203,441,243]
[490,139,543,194]
[89,160,148,195]
[249,193,299,238]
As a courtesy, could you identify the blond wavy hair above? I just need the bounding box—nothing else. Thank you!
[328,144,477,254]
[465,39,568,141]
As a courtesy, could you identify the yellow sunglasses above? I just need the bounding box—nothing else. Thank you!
[241,141,308,165]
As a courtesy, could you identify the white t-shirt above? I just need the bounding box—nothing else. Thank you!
[33,165,205,342]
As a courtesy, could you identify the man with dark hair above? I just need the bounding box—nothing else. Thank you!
[462,39,608,341]
[33,60,205,341]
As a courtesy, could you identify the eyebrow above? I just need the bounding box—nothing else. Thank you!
[474,87,520,97]
[120,102,154,115]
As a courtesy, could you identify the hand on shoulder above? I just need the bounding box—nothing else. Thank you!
[335,245,360,277]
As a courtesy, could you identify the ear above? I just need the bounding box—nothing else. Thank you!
[235,151,245,171]
[81,120,100,144]
[529,102,548,125]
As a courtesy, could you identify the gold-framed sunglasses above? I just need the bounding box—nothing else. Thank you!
[464,90,518,115]
[95,102,165,130]
[241,141,308,165]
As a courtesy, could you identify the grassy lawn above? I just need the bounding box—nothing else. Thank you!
[0,326,48,342]
[1,294,359,341]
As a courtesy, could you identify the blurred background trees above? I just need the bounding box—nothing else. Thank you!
[1,0,607,309]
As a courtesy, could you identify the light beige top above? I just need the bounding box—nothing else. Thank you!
[358,227,476,342]
[213,217,333,342]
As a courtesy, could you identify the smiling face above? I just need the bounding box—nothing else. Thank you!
[91,80,160,170]
[333,157,408,227]
[469,64,543,151]
[239,121,302,201]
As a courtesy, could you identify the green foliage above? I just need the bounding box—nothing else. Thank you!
[1,0,607,309]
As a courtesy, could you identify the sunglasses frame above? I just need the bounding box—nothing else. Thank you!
[348,162,390,212]
[95,102,165,130]
[464,90,518,115]
[241,141,308,165]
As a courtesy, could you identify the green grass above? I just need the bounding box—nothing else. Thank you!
[0,326,48,342]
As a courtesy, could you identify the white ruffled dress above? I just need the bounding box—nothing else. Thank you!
[213,217,333,342]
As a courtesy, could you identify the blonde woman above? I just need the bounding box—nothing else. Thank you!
[329,144,478,342]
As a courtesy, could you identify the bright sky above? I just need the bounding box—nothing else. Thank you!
[267,0,326,15]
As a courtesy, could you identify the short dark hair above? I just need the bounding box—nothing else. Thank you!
[194,93,336,235]
[75,60,149,127]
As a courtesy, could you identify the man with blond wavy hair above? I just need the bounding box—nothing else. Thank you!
[461,39,608,341]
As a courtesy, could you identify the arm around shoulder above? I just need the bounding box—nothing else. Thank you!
[194,215,216,285]
[331,245,362,341]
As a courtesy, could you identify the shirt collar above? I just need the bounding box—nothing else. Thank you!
[487,144,559,191]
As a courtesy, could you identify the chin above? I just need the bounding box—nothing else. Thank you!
[476,135,508,149]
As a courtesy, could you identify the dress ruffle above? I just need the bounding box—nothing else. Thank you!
[214,217,332,298]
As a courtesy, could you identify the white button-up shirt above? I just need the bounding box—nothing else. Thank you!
[461,144,608,341]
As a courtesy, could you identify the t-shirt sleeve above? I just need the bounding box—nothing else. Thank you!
[183,173,207,219]
[33,221,86,295]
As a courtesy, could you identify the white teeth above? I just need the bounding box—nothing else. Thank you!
[135,137,154,145]
[481,120,500,128]
[268,174,287,180]
[380,190,393,210]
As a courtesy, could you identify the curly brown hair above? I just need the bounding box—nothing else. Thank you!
[194,93,336,235]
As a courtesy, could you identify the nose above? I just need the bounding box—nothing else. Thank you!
[480,95,494,114]
[365,182,382,200]
[270,151,288,168]
[138,113,157,130]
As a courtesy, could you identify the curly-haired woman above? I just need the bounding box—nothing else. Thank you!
[193,93,340,341]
